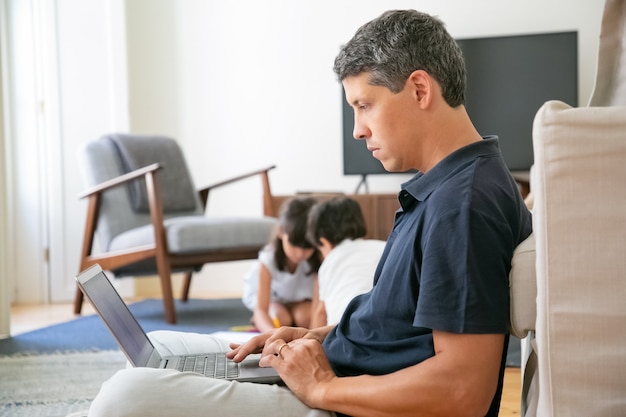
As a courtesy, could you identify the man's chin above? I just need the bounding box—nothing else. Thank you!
[376,159,392,172]
[379,162,399,173]
[381,163,415,174]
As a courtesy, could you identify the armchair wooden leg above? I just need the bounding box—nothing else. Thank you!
[74,284,85,315]
[156,260,177,324]
[181,271,193,302]
[160,279,176,324]
[147,170,177,324]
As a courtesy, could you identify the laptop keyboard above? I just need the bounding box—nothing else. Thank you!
[176,354,239,379]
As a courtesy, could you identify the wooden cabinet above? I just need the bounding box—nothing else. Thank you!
[510,170,530,198]
[270,193,399,241]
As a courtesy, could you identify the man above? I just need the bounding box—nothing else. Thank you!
[90,9,531,417]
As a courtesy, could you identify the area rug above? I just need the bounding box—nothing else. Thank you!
[0,298,253,356]
[0,350,126,417]
[0,297,521,366]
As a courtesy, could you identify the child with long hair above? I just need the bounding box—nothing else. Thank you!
[242,197,321,333]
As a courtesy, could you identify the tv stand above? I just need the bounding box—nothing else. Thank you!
[354,174,370,194]
[510,170,530,198]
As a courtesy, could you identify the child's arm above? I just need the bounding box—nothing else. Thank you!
[310,275,327,328]
[252,263,279,332]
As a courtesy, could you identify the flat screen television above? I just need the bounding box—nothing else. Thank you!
[342,31,578,176]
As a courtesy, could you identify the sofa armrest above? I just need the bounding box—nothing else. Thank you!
[509,233,536,339]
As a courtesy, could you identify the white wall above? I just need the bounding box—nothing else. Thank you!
[0,0,9,335]
[123,0,604,295]
[126,0,602,199]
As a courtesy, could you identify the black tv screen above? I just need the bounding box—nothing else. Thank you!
[342,31,578,175]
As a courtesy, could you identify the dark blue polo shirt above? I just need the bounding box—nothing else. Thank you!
[323,137,531,413]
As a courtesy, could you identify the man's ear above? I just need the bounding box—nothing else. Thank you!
[408,70,432,108]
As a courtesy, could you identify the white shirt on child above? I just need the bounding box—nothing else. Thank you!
[242,245,314,311]
[318,238,386,325]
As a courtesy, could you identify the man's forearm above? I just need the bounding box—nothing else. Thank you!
[310,332,504,417]
[314,362,488,417]
[304,325,334,343]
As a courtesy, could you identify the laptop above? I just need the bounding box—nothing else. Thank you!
[75,264,281,383]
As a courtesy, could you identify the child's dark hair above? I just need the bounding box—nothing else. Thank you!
[307,197,367,247]
[273,197,322,274]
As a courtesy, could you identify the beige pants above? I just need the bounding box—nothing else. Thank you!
[89,330,334,417]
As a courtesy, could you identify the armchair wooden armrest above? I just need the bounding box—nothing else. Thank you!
[75,162,171,316]
[198,165,277,215]
[78,162,167,270]
[78,163,162,199]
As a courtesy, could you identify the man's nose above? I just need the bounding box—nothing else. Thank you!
[353,116,369,140]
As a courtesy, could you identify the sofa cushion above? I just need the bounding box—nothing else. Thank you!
[509,233,536,339]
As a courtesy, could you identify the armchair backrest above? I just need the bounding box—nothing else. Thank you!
[78,134,203,251]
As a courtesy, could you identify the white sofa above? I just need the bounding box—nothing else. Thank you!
[510,0,626,415]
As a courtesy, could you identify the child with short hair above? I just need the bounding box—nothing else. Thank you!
[307,196,386,327]
[242,197,321,333]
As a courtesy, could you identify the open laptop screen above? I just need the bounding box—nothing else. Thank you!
[77,265,154,366]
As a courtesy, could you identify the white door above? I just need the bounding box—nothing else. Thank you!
[0,0,129,306]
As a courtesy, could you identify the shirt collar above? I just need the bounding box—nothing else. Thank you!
[400,136,501,205]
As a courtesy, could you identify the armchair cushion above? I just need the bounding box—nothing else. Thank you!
[109,216,276,254]
[108,134,199,213]
[79,137,205,251]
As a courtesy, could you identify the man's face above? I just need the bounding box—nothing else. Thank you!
[342,73,419,173]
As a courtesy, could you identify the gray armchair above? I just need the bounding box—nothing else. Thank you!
[74,134,277,324]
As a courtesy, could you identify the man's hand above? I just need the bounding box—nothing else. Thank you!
[226,326,310,362]
[260,337,337,409]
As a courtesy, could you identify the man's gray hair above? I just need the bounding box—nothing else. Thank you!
[333,9,466,107]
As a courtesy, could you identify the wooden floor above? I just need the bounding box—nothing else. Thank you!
[7,301,522,416]
[500,367,522,416]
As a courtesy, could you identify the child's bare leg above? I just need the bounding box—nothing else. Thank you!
[288,300,313,328]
